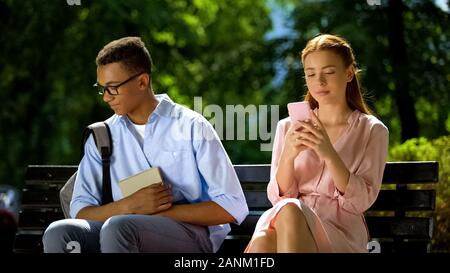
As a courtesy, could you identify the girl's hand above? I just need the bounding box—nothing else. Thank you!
[281,120,309,161]
[296,109,336,161]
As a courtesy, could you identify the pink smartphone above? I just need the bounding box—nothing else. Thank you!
[287,101,311,121]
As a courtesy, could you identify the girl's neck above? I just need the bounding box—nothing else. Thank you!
[317,104,353,125]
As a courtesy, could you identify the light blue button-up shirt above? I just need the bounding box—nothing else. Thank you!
[70,94,249,252]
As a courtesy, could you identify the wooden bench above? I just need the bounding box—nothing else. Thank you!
[14,161,439,253]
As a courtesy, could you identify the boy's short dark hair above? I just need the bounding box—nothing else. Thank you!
[96,37,152,75]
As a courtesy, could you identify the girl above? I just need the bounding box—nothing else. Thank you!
[245,34,389,253]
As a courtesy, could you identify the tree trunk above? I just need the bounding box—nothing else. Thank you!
[387,0,419,141]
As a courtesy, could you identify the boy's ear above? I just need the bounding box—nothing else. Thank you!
[139,73,150,89]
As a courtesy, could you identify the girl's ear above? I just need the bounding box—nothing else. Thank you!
[346,66,354,82]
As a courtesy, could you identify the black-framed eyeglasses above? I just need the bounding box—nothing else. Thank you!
[94,72,145,96]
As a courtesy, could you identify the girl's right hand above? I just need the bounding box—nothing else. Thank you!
[281,120,309,161]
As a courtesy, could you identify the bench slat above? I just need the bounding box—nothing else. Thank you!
[229,215,266,236]
[365,216,433,239]
[21,189,61,206]
[230,215,432,239]
[234,165,271,183]
[26,165,77,181]
[244,190,436,211]
[14,232,44,253]
[24,162,439,184]
[370,190,435,211]
[381,161,438,184]
[18,208,64,229]
[235,162,439,184]
[243,191,272,209]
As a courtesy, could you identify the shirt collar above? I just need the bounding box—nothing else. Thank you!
[152,93,175,118]
[118,93,175,125]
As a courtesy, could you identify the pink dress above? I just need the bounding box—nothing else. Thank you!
[246,109,389,253]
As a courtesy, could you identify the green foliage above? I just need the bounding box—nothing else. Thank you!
[388,137,438,161]
[272,0,450,145]
[0,0,275,188]
[0,2,448,252]
[389,135,450,252]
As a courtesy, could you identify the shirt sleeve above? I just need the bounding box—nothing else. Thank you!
[333,123,389,215]
[69,135,103,218]
[193,118,249,225]
[267,120,299,205]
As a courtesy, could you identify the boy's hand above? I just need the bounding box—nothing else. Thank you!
[124,183,172,215]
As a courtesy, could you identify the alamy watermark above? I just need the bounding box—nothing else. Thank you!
[66,241,81,253]
[367,240,381,253]
[169,97,280,152]
[367,0,381,6]
[67,0,81,6]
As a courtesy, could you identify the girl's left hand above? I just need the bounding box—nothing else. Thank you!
[296,109,335,161]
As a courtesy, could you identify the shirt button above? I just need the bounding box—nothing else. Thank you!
[172,152,177,157]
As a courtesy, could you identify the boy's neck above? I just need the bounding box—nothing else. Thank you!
[127,91,159,125]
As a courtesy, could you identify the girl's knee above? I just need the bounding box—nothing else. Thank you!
[277,203,306,225]
[247,230,276,253]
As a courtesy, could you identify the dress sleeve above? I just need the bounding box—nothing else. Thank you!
[333,123,389,214]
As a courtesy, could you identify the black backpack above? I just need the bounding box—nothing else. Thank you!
[59,122,114,218]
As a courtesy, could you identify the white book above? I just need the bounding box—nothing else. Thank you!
[119,167,163,198]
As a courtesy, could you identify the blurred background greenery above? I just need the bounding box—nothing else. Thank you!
[0,0,448,251]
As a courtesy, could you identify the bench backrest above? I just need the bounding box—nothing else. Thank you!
[14,161,438,253]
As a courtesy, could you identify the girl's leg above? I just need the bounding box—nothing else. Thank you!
[273,203,318,253]
[246,228,277,253]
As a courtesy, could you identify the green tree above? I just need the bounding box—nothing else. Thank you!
[0,0,275,188]
[272,0,449,144]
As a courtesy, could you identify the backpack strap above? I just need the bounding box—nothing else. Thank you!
[82,122,114,205]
